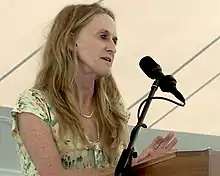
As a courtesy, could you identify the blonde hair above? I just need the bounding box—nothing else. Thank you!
[34,2,129,165]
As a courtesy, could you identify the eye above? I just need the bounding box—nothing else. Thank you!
[100,34,117,45]
[100,34,108,40]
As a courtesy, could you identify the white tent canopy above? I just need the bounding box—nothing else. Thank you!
[1,0,220,135]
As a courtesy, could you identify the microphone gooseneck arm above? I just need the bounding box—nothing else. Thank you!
[114,80,160,176]
[114,81,185,176]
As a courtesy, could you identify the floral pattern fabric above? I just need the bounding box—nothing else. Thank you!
[11,89,127,176]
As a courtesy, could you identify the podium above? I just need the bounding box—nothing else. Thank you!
[132,148,220,176]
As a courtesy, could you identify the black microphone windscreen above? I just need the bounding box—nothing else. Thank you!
[139,56,162,79]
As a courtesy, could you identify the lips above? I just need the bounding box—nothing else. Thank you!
[101,57,111,62]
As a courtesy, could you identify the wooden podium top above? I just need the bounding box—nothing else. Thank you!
[132,148,220,176]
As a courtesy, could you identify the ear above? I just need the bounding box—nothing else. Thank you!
[75,43,79,52]
[67,40,78,51]
[68,32,78,51]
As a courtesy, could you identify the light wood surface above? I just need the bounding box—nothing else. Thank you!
[132,148,220,176]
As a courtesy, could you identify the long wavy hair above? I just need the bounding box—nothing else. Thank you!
[33,2,130,165]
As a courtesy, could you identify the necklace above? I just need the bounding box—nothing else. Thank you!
[81,107,94,118]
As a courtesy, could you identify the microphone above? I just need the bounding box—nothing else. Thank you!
[139,56,185,103]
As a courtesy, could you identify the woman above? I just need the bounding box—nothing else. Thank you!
[11,2,178,176]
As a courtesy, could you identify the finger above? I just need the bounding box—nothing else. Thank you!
[141,148,153,156]
[148,136,164,149]
[135,153,149,164]
[157,132,175,149]
[165,137,178,150]
[138,148,153,162]
[166,131,175,140]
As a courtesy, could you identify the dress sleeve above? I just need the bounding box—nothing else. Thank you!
[11,89,51,137]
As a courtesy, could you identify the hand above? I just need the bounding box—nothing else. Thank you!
[147,131,178,151]
[132,148,177,166]
[132,131,178,166]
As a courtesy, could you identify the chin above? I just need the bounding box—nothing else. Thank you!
[96,69,112,77]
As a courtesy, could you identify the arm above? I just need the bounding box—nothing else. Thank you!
[18,112,114,176]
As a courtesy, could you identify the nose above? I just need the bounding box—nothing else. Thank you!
[106,41,116,54]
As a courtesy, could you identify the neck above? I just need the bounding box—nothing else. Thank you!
[75,66,96,108]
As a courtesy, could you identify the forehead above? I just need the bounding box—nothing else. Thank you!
[83,14,117,36]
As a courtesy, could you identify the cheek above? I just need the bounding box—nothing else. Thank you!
[78,43,101,63]
[77,45,93,62]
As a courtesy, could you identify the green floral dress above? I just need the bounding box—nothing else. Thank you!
[11,89,129,176]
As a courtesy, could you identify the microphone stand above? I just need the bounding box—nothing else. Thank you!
[114,80,160,176]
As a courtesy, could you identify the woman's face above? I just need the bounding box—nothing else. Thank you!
[76,13,118,76]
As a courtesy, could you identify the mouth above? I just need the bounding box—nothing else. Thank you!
[101,57,112,63]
